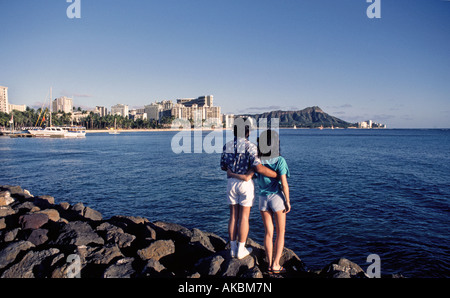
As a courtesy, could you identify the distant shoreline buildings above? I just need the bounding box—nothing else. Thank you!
[0,85,26,113]
[1,85,388,129]
[52,96,73,114]
[357,120,387,129]
[102,95,222,126]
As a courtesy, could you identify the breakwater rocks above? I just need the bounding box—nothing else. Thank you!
[0,185,394,278]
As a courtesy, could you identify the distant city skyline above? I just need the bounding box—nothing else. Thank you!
[1,0,449,128]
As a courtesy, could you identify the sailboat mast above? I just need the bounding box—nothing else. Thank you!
[49,87,52,127]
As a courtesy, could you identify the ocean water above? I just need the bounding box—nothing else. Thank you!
[0,129,449,278]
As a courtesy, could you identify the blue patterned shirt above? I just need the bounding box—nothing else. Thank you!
[220,137,261,174]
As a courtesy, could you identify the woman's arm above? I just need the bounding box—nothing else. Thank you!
[227,168,254,182]
[280,174,291,213]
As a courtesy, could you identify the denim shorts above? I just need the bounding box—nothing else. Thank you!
[259,192,286,212]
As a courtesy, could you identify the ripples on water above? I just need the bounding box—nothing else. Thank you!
[0,129,449,277]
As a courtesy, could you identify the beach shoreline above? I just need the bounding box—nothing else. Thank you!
[85,127,358,134]
[85,128,230,133]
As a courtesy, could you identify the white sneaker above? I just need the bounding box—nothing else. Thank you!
[237,246,253,259]
[230,241,238,258]
[230,247,237,258]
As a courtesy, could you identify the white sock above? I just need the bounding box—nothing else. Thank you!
[238,241,246,252]
[237,241,252,259]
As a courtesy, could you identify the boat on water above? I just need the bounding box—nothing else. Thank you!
[108,129,120,135]
[108,118,120,135]
[25,88,86,138]
[27,126,86,138]
[62,126,86,138]
[28,127,67,138]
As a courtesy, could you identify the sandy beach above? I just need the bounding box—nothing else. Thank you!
[85,128,228,133]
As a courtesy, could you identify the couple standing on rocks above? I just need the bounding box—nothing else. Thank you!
[220,120,291,275]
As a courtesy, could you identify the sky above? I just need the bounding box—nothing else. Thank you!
[1,0,449,128]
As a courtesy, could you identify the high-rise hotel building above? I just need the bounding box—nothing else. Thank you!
[53,96,73,113]
[111,104,129,118]
[0,86,9,113]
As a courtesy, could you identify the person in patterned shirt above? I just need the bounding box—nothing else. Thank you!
[220,119,277,259]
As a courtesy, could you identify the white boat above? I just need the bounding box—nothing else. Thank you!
[62,126,86,138]
[28,127,68,138]
[27,126,86,138]
[27,88,86,138]
[108,118,120,135]
[108,130,120,135]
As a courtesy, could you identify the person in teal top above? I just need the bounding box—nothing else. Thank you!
[228,129,291,274]
[258,156,290,196]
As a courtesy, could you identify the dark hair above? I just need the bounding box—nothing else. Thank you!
[233,117,251,139]
[257,129,280,159]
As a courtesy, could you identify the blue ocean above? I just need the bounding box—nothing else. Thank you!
[0,129,449,278]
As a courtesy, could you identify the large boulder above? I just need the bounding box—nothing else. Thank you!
[1,248,60,278]
[0,206,15,217]
[103,257,136,278]
[1,227,20,242]
[19,213,49,230]
[83,206,103,221]
[107,215,155,241]
[137,239,175,261]
[96,222,136,248]
[0,185,28,199]
[140,258,169,277]
[53,221,104,247]
[194,254,225,276]
[69,202,103,221]
[0,240,35,270]
[0,191,14,206]
[150,221,193,244]
[33,195,55,209]
[26,228,49,246]
[35,209,60,222]
[86,244,124,265]
[320,258,368,278]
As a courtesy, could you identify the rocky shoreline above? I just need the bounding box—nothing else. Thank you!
[0,185,401,278]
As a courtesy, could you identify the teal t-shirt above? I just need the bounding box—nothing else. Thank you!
[256,156,290,196]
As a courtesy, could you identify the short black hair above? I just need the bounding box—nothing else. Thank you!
[233,117,251,139]
[258,129,280,159]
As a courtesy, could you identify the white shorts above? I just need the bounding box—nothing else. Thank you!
[226,178,255,207]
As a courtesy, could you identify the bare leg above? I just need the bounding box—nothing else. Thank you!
[261,210,274,269]
[238,205,251,242]
[229,204,239,241]
[272,210,286,271]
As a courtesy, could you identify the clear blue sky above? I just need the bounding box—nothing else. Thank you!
[1,0,449,128]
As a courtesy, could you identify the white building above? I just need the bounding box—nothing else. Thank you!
[53,96,73,113]
[176,95,213,108]
[358,120,386,129]
[71,111,86,123]
[144,102,163,121]
[170,95,221,125]
[358,121,369,129]
[0,86,9,113]
[9,104,26,112]
[223,114,235,128]
[94,106,108,117]
[129,109,147,120]
[111,104,129,118]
